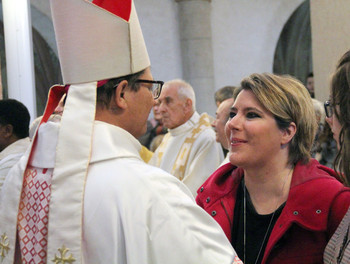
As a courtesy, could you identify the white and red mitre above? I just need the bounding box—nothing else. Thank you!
[52,0,150,84]
[11,1,150,263]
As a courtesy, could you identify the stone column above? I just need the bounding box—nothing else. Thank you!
[310,0,350,101]
[2,0,36,120]
[176,0,216,115]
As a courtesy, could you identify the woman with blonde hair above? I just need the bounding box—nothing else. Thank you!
[323,50,350,263]
[197,73,350,264]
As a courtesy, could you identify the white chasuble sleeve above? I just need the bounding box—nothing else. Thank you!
[83,158,237,264]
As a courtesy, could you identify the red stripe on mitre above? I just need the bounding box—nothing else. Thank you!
[92,0,132,21]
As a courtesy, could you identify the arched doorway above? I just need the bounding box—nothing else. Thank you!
[273,0,312,84]
[0,20,62,116]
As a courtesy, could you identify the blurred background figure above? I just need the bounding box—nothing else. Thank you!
[310,98,325,159]
[212,97,234,166]
[324,49,350,264]
[149,133,165,152]
[305,72,315,98]
[318,122,337,168]
[138,98,167,150]
[215,86,237,107]
[0,99,30,192]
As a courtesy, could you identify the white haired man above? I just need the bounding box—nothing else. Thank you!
[149,79,224,196]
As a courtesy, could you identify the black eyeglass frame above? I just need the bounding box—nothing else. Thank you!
[324,100,333,118]
[135,79,164,99]
[113,79,164,99]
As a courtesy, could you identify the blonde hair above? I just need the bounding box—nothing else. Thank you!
[236,73,317,165]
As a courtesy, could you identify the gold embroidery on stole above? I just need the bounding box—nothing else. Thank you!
[156,133,171,167]
[0,233,9,261]
[157,114,211,180]
[52,245,76,264]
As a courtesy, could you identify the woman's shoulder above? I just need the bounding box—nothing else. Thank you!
[292,159,343,187]
[290,159,350,205]
[196,163,241,202]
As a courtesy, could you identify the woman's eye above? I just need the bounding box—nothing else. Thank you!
[229,111,236,119]
[246,112,260,119]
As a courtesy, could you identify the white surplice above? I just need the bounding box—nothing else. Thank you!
[0,137,30,193]
[0,120,238,264]
[149,112,224,196]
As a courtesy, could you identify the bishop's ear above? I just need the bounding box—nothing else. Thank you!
[114,80,129,109]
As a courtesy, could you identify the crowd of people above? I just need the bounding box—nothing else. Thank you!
[0,0,349,263]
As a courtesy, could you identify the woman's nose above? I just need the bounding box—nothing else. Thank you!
[227,115,241,130]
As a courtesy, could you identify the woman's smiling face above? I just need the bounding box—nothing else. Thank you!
[225,89,286,169]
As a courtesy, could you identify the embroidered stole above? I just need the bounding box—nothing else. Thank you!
[16,85,66,264]
[17,167,53,263]
[156,113,211,180]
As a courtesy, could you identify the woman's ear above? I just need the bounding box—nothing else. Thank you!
[281,122,297,145]
[114,80,129,109]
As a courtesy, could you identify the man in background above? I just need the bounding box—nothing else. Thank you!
[214,85,236,106]
[212,97,234,167]
[149,79,224,196]
[306,72,315,98]
[138,99,167,150]
[0,99,30,192]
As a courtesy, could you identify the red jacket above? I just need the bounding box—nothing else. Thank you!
[196,159,350,264]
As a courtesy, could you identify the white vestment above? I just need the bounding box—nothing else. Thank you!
[149,112,224,196]
[0,120,238,264]
[218,152,230,168]
[0,137,30,193]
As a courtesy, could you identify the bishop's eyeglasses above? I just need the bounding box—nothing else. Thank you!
[135,79,164,99]
[113,79,164,99]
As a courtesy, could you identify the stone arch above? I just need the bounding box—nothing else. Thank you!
[273,0,312,84]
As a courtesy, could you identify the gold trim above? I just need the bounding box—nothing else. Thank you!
[156,114,211,180]
[52,245,76,264]
[156,133,171,167]
[171,113,211,180]
[0,233,9,262]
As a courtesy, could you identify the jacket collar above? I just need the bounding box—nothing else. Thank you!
[198,159,340,233]
[199,159,338,198]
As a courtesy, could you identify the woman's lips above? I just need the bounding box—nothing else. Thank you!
[230,138,247,145]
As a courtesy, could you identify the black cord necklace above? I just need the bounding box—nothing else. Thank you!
[243,169,292,264]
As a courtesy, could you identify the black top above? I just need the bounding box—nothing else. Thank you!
[231,180,285,264]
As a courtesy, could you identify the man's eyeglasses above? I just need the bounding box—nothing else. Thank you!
[324,100,333,118]
[135,79,164,99]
